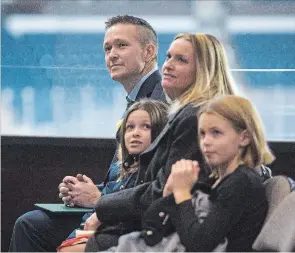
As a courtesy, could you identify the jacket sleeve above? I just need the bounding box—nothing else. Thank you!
[95,107,201,223]
[140,108,202,208]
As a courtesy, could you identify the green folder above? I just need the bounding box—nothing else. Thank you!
[34,203,92,214]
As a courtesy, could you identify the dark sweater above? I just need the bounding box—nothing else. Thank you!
[172,165,268,252]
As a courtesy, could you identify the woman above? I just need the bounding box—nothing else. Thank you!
[85,33,237,251]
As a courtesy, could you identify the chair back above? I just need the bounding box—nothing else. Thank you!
[253,176,293,251]
[263,175,291,219]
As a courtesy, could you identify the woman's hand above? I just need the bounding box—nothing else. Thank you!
[84,213,102,231]
[164,159,200,203]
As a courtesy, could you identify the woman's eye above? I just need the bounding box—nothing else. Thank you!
[178,56,188,63]
[165,53,171,60]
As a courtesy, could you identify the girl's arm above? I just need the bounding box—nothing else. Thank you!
[171,172,251,252]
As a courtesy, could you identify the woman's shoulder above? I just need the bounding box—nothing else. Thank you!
[168,104,199,131]
[172,103,199,121]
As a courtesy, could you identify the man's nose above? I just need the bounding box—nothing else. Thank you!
[109,48,118,60]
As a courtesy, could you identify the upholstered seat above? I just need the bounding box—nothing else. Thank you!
[253,176,293,251]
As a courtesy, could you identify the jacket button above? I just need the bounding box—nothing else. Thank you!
[140,180,144,184]
[146,230,153,236]
[159,212,165,217]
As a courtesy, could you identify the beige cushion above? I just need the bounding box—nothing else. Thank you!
[263,176,291,220]
[253,191,295,252]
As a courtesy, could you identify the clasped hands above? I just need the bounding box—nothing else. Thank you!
[163,159,200,204]
[58,174,101,208]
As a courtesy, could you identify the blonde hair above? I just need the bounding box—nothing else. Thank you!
[172,33,237,110]
[198,95,275,168]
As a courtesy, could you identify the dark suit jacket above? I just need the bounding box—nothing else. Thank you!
[96,104,205,226]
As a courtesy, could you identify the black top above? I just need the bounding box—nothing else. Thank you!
[171,165,268,252]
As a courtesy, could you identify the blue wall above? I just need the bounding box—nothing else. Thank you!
[1,29,295,138]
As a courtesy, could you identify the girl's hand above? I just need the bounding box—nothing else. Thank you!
[168,159,200,203]
[163,174,174,197]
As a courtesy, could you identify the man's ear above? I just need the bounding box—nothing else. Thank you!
[240,130,251,147]
[144,43,157,62]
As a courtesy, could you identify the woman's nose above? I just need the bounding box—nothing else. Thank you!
[163,58,174,71]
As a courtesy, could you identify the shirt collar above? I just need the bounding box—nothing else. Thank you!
[126,66,158,102]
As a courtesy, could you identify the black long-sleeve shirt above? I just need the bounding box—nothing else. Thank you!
[172,166,268,252]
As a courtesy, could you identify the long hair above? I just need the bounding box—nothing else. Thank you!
[198,95,275,168]
[171,33,237,111]
[118,99,169,179]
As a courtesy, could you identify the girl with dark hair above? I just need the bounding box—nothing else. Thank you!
[57,99,169,252]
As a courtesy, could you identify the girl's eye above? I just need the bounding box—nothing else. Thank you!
[212,129,221,136]
[126,124,134,130]
[199,130,205,137]
[143,124,151,129]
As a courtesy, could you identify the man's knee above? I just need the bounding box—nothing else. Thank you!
[14,210,49,233]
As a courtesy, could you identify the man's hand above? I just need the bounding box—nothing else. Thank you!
[84,213,102,231]
[58,179,73,207]
[59,174,101,208]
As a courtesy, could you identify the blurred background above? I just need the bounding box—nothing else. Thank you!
[1,0,295,140]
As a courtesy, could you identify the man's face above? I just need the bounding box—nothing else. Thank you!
[103,24,147,83]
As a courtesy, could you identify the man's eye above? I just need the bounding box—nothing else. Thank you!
[118,43,127,47]
[104,46,111,52]
[143,124,151,129]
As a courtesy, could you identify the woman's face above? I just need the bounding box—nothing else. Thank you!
[161,38,196,100]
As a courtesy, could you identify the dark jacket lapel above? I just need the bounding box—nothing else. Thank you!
[140,104,188,156]
[136,70,165,101]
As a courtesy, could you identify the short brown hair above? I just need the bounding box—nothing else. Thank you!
[105,14,158,48]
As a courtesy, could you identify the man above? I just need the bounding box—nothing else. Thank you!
[9,15,165,252]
